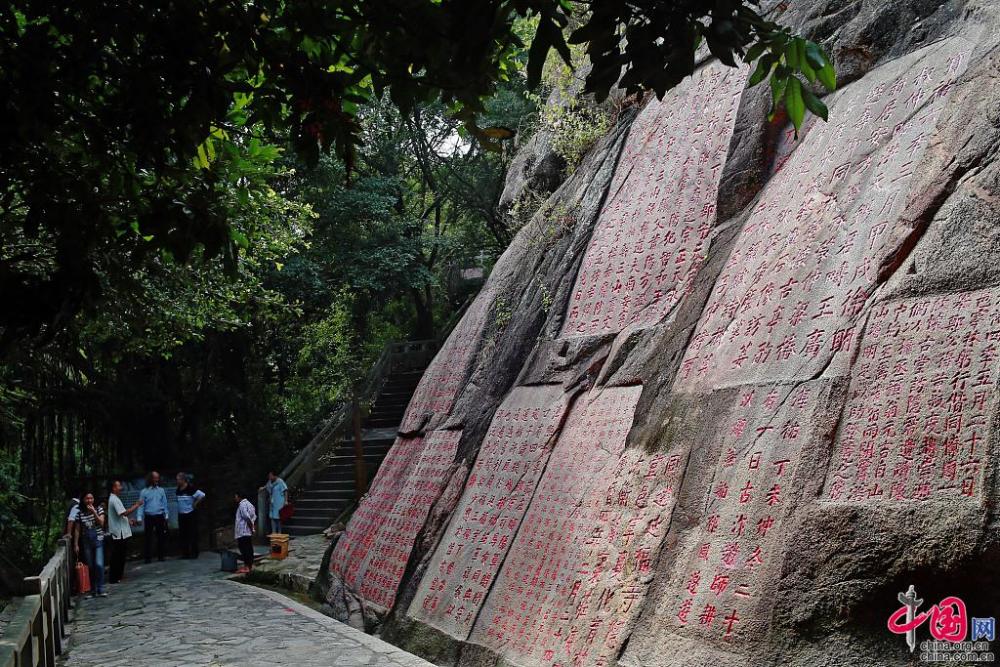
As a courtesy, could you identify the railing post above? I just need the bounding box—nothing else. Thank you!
[54,540,67,654]
[22,576,53,667]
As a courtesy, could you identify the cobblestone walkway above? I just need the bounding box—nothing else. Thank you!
[60,555,434,667]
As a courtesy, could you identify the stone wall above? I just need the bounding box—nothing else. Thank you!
[326,2,1000,665]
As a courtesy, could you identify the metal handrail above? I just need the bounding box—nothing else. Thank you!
[256,338,438,534]
[0,536,72,667]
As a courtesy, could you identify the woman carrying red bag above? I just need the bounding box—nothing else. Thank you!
[74,491,107,598]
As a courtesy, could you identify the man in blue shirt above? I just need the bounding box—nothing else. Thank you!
[137,470,169,563]
[259,471,288,534]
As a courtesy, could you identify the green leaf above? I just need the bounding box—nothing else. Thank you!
[783,39,799,69]
[744,41,768,64]
[802,87,829,121]
[196,144,209,169]
[817,62,837,92]
[804,41,828,71]
[769,74,788,120]
[785,77,806,134]
[805,42,837,91]
[800,54,817,84]
[748,54,775,87]
[230,229,249,249]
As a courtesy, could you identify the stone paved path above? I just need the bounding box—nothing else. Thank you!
[60,555,434,667]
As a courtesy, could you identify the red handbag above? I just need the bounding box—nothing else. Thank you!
[75,562,91,594]
[279,500,295,522]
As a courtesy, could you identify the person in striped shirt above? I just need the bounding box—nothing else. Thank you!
[233,491,257,574]
[74,491,107,598]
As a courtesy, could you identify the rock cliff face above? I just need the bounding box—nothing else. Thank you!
[326,2,1000,665]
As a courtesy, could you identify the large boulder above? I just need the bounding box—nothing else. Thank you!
[327,2,1000,665]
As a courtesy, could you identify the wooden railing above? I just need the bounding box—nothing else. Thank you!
[0,536,73,667]
[256,339,438,534]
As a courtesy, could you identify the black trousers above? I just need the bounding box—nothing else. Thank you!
[178,512,199,558]
[237,536,254,569]
[143,514,168,562]
[109,537,128,583]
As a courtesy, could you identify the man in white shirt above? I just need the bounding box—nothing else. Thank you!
[107,480,142,584]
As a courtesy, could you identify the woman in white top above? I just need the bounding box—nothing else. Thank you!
[107,480,142,584]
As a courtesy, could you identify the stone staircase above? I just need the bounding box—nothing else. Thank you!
[276,344,435,536]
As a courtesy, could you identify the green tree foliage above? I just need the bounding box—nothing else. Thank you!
[0,47,537,565]
[1,0,831,347]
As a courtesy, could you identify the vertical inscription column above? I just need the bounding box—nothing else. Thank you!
[409,385,569,639]
[676,41,973,391]
[332,435,425,593]
[826,288,1000,502]
[401,293,492,431]
[469,386,687,667]
[665,384,821,644]
[562,62,746,338]
[331,430,463,611]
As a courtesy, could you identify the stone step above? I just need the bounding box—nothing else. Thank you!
[299,488,355,500]
[364,417,401,428]
[295,498,347,508]
[297,487,352,496]
[285,518,333,535]
[308,479,355,489]
[294,508,340,519]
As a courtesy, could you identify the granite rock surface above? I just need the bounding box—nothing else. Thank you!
[327,2,1000,665]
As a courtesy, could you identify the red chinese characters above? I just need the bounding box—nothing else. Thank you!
[469,386,680,667]
[888,595,968,643]
[676,41,972,392]
[826,288,1000,502]
[331,429,462,610]
[409,385,569,639]
[669,384,818,643]
[562,63,746,338]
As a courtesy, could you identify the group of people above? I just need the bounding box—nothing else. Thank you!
[67,471,205,598]
[69,470,290,592]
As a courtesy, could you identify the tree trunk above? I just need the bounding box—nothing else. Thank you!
[411,287,435,339]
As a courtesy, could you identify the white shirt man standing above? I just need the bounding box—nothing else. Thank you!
[107,480,142,584]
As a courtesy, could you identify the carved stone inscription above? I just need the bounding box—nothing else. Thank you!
[331,429,463,611]
[401,293,491,431]
[409,385,568,639]
[678,39,972,391]
[470,386,683,667]
[826,288,1000,502]
[663,384,820,644]
[562,63,746,337]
